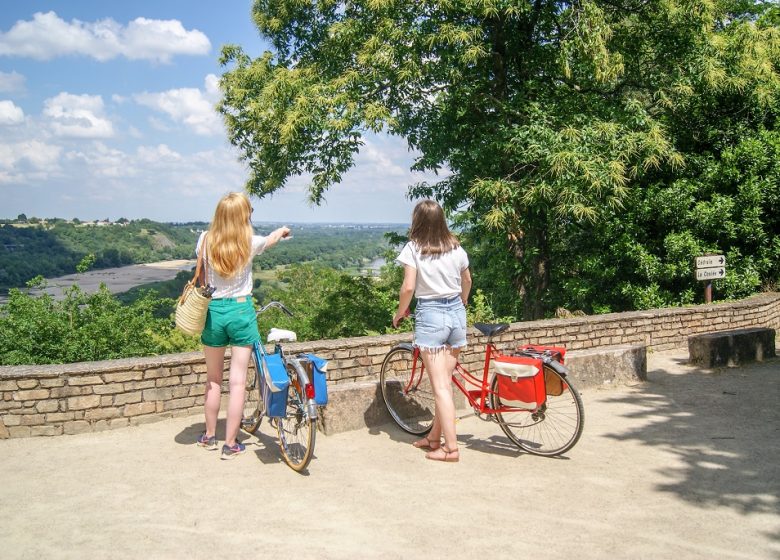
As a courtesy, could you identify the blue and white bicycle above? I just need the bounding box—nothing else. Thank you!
[241,301,321,472]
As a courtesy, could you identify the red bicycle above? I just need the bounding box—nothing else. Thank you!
[379,322,584,456]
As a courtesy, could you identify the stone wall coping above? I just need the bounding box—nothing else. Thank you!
[2,292,777,380]
[566,344,646,356]
[689,327,775,340]
[0,351,205,379]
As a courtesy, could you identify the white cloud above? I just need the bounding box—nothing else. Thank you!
[65,142,134,178]
[0,11,210,63]
[361,140,407,177]
[148,116,173,132]
[0,70,25,93]
[59,141,241,200]
[0,140,61,183]
[43,93,114,138]
[134,74,223,136]
[325,134,445,196]
[136,144,183,165]
[0,100,24,125]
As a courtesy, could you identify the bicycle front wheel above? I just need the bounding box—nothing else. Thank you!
[380,346,434,435]
[277,364,316,472]
[490,365,584,456]
[241,347,264,434]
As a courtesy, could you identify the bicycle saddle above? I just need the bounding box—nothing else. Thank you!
[473,323,510,338]
[267,328,297,342]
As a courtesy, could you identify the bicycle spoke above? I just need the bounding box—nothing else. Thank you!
[277,365,316,472]
[380,347,435,435]
[241,347,263,434]
[491,366,584,456]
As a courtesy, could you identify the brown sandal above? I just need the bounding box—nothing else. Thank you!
[412,436,441,451]
[425,446,459,463]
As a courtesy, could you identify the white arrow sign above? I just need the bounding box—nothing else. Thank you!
[695,255,726,269]
[695,267,725,281]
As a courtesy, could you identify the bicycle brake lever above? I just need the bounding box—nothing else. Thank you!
[279,303,294,317]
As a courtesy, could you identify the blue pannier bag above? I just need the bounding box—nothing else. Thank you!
[258,346,289,418]
[304,353,328,406]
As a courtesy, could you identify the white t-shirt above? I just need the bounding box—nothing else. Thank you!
[396,242,469,300]
[196,231,267,299]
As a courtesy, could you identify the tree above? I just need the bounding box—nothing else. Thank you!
[76,253,96,273]
[220,0,779,319]
[257,264,399,340]
[0,278,199,365]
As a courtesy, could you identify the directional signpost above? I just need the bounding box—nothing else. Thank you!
[695,254,726,303]
[695,267,725,281]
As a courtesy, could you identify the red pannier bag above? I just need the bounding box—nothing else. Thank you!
[516,345,567,396]
[492,354,546,410]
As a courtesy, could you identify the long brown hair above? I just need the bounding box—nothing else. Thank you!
[206,192,252,278]
[409,200,460,256]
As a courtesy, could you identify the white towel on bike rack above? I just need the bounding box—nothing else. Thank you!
[268,328,297,342]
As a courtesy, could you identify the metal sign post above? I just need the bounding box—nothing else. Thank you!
[694,255,726,303]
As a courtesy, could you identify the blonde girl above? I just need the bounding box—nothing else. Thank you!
[195,192,289,459]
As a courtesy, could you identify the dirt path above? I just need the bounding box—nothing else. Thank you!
[0,349,778,559]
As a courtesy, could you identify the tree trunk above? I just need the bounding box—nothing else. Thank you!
[509,213,550,321]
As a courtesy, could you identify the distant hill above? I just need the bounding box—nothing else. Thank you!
[0,219,406,294]
[0,219,202,294]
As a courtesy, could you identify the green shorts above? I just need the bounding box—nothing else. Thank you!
[201,297,260,348]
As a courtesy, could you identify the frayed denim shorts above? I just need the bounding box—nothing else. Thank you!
[414,296,467,352]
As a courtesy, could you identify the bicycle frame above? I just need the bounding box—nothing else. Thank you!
[405,343,542,416]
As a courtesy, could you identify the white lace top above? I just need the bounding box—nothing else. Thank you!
[196,231,268,299]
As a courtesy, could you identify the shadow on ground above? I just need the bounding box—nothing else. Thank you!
[174,418,297,469]
[601,355,779,518]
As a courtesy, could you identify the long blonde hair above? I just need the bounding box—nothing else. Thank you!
[206,192,252,278]
[409,200,460,256]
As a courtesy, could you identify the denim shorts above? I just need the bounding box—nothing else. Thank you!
[414,296,467,351]
[201,297,260,348]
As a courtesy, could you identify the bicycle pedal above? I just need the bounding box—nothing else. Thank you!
[241,417,261,429]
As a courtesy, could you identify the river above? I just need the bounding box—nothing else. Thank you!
[3,256,385,304]
[0,260,196,303]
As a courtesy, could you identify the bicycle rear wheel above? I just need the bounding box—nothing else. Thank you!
[277,364,316,472]
[380,346,434,435]
[490,365,584,456]
[241,347,264,434]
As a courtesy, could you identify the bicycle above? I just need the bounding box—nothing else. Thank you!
[241,301,319,472]
[380,322,584,456]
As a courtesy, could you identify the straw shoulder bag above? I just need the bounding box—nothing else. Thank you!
[175,235,212,336]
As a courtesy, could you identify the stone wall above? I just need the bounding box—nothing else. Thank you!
[1,293,778,439]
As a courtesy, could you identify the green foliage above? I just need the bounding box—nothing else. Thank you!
[76,253,96,274]
[254,258,511,342]
[220,0,780,320]
[253,223,401,270]
[0,278,199,366]
[466,289,515,325]
[254,263,404,341]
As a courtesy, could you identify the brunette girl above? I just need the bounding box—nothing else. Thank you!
[392,200,472,462]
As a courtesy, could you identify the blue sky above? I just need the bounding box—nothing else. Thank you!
[0,1,433,223]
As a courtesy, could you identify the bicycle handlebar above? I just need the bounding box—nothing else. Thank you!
[257,301,294,317]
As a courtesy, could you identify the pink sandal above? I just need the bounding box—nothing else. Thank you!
[425,446,459,463]
[412,436,441,451]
